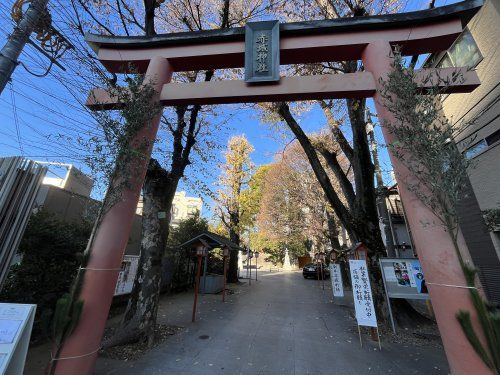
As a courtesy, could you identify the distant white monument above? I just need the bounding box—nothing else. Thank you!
[283,249,292,270]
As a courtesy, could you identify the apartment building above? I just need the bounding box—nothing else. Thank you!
[425,0,500,303]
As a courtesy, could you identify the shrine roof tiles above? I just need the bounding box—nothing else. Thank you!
[85,0,482,52]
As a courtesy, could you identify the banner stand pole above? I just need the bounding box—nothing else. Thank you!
[357,325,363,348]
[376,326,382,350]
[379,262,397,334]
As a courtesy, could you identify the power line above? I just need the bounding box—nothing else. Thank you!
[0,98,102,137]
[8,82,24,154]
[5,87,101,133]
[14,76,92,115]
[0,113,91,159]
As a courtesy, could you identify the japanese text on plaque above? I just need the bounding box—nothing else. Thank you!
[255,32,269,73]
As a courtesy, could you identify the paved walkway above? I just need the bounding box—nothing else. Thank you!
[95,271,449,375]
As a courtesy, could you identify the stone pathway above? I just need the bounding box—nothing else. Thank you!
[94,270,449,375]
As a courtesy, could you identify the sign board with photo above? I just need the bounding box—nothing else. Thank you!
[0,303,36,374]
[349,260,377,328]
[329,263,344,297]
[114,255,140,296]
[379,258,429,300]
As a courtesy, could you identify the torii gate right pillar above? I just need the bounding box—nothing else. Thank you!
[362,40,491,375]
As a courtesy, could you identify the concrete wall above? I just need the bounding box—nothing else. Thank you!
[36,183,142,256]
[42,165,94,198]
[37,177,203,258]
[36,185,99,223]
[63,166,94,197]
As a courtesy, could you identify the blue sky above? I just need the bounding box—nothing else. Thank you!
[0,0,459,216]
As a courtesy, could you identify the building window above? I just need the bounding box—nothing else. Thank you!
[433,29,482,102]
[465,139,487,159]
[485,129,500,146]
[171,205,179,218]
[464,130,500,159]
[437,54,453,68]
[446,29,482,68]
[436,29,482,69]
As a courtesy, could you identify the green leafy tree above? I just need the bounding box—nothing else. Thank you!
[216,135,255,282]
[254,140,344,264]
[164,213,210,292]
[240,165,271,230]
[78,0,274,349]
[168,212,209,247]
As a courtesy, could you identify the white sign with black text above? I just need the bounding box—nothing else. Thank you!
[329,263,344,297]
[349,260,377,328]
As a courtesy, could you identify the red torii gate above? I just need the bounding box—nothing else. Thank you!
[54,1,490,374]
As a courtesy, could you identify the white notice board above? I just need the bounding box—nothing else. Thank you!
[379,258,430,300]
[0,303,36,375]
[114,255,140,296]
[349,260,377,328]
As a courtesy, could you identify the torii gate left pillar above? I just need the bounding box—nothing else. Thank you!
[52,56,172,374]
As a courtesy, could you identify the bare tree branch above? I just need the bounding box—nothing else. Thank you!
[276,102,355,239]
[319,100,354,162]
[316,146,356,211]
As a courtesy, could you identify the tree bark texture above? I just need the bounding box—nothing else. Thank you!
[367,122,396,257]
[346,97,386,257]
[346,95,388,319]
[325,210,341,251]
[104,159,177,347]
[143,0,156,37]
[227,201,241,283]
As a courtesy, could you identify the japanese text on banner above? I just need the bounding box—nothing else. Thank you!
[330,263,344,297]
[349,259,377,328]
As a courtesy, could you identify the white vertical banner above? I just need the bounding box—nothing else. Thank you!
[329,263,344,297]
[349,260,377,328]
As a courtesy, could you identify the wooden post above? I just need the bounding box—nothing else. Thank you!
[222,255,228,302]
[248,252,252,286]
[192,255,203,322]
[317,260,321,287]
[321,263,325,290]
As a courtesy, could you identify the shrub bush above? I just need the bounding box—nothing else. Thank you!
[0,210,92,342]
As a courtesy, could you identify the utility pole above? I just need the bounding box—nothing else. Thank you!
[366,110,396,257]
[0,0,50,95]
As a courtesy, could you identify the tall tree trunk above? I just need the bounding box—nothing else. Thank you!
[104,159,177,347]
[367,119,396,257]
[227,212,240,283]
[277,101,389,320]
[143,0,156,37]
[325,210,341,251]
[326,211,351,287]
[345,88,388,319]
[277,102,356,241]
